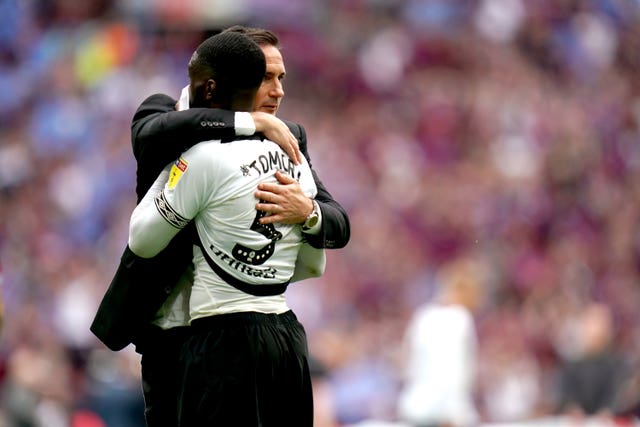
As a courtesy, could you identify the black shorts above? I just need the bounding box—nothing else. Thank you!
[177,310,313,427]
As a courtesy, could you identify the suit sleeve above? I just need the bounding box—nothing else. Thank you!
[131,94,238,201]
[289,122,351,249]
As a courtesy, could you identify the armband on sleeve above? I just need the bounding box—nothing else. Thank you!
[234,112,256,136]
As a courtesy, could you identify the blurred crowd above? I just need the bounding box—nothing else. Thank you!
[1,0,640,426]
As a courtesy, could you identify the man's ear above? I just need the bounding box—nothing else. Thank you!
[205,79,216,101]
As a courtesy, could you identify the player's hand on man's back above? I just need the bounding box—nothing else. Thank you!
[255,170,314,225]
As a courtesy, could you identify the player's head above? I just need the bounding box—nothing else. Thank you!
[436,257,487,312]
[188,32,266,111]
[222,25,285,115]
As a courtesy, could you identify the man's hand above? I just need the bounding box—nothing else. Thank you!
[255,170,314,225]
[251,112,302,165]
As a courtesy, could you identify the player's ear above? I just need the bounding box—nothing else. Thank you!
[205,79,216,101]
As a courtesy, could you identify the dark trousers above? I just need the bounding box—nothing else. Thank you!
[177,310,313,427]
[137,325,192,427]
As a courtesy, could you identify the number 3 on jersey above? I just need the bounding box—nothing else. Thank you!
[232,202,282,265]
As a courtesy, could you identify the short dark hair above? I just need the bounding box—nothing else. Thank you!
[188,32,266,95]
[222,25,280,48]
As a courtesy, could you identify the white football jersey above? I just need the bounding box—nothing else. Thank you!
[157,138,317,320]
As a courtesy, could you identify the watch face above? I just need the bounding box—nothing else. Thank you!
[307,215,319,228]
[304,207,319,229]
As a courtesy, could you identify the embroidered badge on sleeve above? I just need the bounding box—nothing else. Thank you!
[168,157,188,189]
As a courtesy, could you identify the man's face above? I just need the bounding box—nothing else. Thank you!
[253,44,285,115]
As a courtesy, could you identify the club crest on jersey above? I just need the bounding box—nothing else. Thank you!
[168,157,188,189]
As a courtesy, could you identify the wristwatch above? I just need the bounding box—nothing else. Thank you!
[302,200,320,230]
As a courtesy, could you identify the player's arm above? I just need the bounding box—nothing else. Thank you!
[128,164,184,258]
[129,143,211,258]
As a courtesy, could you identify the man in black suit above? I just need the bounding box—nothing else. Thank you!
[91,26,350,426]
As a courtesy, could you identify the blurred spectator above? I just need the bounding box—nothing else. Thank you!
[80,349,145,427]
[478,303,542,421]
[556,303,628,418]
[1,342,74,427]
[0,262,4,335]
[310,355,339,427]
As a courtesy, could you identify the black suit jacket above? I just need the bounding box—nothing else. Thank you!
[91,94,350,351]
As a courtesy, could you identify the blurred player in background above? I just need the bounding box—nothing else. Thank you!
[397,256,487,427]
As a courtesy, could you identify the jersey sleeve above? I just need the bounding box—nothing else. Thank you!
[128,143,218,258]
[128,165,182,258]
[161,143,218,221]
[290,243,325,282]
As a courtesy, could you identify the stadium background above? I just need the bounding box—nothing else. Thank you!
[1,0,640,425]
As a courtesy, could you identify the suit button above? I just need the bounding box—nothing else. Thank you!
[164,286,172,294]
[200,121,207,127]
